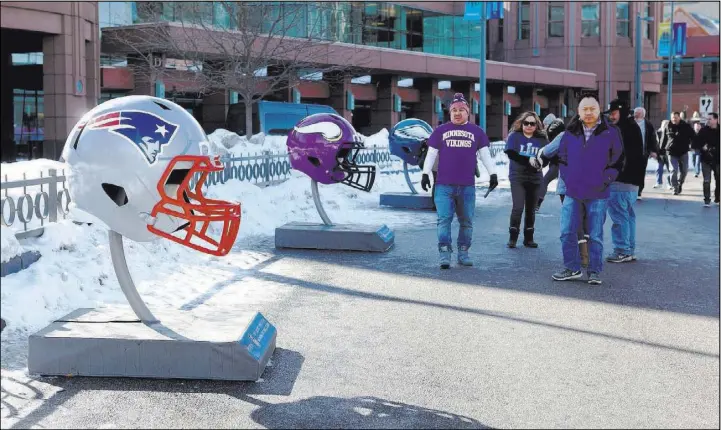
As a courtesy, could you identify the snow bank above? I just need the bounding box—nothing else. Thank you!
[1,226,24,264]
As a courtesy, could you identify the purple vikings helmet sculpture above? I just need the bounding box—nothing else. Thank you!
[287,113,376,192]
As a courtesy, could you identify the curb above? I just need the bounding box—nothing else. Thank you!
[1,251,42,277]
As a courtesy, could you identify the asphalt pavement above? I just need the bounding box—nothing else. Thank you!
[2,174,719,429]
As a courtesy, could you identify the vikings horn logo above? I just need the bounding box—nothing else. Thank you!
[81,110,179,164]
[293,121,344,142]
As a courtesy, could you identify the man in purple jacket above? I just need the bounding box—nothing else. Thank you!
[552,93,624,285]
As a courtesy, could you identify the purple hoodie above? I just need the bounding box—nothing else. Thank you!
[558,116,625,200]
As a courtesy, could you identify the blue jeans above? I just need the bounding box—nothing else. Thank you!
[692,150,702,176]
[434,184,476,249]
[607,189,638,255]
[656,154,670,186]
[560,196,607,273]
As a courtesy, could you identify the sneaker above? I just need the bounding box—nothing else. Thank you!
[704,201,711,207]
[606,253,633,263]
[637,196,643,201]
[653,184,662,189]
[457,246,473,267]
[630,255,637,261]
[439,246,452,270]
[587,272,602,285]
[552,268,583,281]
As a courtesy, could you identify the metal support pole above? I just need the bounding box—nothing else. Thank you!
[402,161,418,195]
[311,179,332,226]
[478,4,487,130]
[666,1,674,120]
[109,230,159,324]
[635,14,643,108]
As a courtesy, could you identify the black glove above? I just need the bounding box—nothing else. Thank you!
[421,173,431,192]
[489,174,498,190]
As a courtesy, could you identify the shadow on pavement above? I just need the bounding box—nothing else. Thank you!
[244,395,489,429]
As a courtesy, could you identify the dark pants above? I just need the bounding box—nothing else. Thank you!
[510,180,540,231]
[638,158,649,196]
[538,163,559,203]
[431,170,438,208]
[702,161,720,203]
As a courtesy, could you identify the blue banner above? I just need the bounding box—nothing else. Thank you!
[487,2,504,20]
[464,2,504,21]
[673,23,687,56]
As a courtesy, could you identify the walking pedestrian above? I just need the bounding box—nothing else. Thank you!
[421,93,498,269]
[660,112,695,195]
[551,92,624,285]
[654,120,672,189]
[695,112,720,207]
[632,107,658,200]
[537,114,566,211]
[504,111,548,248]
[605,100,653,263]
[690,112,704,178]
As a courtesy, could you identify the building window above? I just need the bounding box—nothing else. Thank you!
[643,2,652,39]
[662,61,695,85]
[498,17,504,42]
[548,2,564,38]
[518,1,530,40]
[616,2,630,37]
[581,4,600,37]
[703,62,719,84]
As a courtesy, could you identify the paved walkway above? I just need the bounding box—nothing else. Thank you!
[2,174,718,429]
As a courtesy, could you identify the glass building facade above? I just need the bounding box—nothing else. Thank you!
[99,2,487,59]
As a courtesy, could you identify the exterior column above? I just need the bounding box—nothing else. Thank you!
[370,75,399,132]
[42,16,98,161]
[519,86,534,113]
[202,89,229,134]
[325,71,353,123]
[487,84,507,141]
[414,77,440,128]
[1,49,14,162]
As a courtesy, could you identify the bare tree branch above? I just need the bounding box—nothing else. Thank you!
[103,2,373,138]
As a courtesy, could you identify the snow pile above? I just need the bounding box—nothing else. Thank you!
[0,219,292,370]
[1,226,24,263]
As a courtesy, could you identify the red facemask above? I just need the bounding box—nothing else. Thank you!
[148,155,241,256]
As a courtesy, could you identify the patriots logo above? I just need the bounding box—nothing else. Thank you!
[80,110,179,164]
[395,125,431,141]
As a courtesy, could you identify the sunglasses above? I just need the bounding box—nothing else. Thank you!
[522,121,537,127]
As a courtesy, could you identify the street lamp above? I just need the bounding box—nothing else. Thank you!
[634,13,654,108]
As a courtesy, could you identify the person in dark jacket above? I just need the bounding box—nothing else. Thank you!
[604,99,645,263]
[504,111,548,248]
[660,112,695,195]
[537,114,566,211]
[654,120,672,190]
[632,107,659,199]
[551,93,624,286]
[695,112,720,206]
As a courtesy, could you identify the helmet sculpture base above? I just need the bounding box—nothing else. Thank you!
[27,231,276,381]
[380,119,435,210]
[274,179,395,252]
[379,161,435,210]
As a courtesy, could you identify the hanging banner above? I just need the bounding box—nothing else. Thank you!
[657,22,671,57]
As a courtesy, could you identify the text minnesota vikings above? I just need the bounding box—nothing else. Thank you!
[442,129,476,148]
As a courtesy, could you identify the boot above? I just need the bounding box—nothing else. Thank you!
[439,245,452,269]
[704,181,711,205]
[507,227,519,248]
[457,246,473,266]
[523,228,538,248]
[579,235,590,268]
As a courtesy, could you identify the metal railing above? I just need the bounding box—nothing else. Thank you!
[1,143,509,238]
[1,169,72,239]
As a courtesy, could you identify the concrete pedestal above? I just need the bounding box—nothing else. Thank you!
[28,306,276,381]
[379,192,434,210]
[275,222,394,252]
